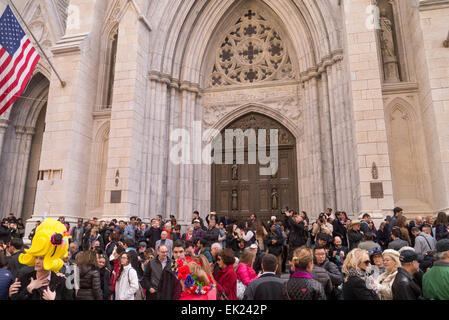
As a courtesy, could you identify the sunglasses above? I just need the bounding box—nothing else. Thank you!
[363,260,371,266]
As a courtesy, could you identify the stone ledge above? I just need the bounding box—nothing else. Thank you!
[419,0,449,11]
[382,82,419,94]
[51,32,89,55]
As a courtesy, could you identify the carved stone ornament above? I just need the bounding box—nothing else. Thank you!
[372,162,378,180]
[209,9,295,87]
[222,112,295,146]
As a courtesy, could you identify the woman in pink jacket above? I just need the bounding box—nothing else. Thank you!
[236,248,258,286]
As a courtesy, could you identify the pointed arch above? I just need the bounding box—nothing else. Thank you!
[385,97,432,212]
[86,121,111,213]
[148,0,343,86]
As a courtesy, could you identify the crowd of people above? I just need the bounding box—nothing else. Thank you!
[0,207,448,300]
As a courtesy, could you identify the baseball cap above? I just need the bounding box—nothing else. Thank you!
[194,219,200,223]
[249,243,258,249]
[400,250,419,263]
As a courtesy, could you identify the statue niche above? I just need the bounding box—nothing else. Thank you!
[378,3,400,83]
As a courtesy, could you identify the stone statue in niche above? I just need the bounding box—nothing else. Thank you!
[232,160,238,180]
[379,8,400,82]
[232,189,238,210]
[271,188,279,210]
[372,162,378,180]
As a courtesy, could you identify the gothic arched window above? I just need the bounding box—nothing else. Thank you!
[105,32,118,108]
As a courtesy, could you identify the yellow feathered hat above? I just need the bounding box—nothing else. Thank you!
[19,218,70,273]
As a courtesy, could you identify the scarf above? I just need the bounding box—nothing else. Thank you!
[345,268,367,281]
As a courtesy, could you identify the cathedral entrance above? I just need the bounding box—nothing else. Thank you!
[211,112,298,224]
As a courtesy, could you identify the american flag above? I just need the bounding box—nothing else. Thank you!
[0,5,40,116]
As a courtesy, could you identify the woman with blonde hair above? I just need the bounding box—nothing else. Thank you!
[375,249,400,300]
[177,259,217,300]
[196,254,216,284]
[342,248,379,300]
[283,246,325,300]
[236,248,258,286]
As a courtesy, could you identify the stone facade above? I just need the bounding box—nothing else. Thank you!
[1,0,449,234]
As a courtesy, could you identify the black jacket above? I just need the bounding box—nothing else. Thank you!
[316,259,344,287]
[75,265,103,300]
[392,268,422,300]
[158,261,182,300]
[0,225,10,243]
[11,271,74,300]
[348,230,363,250]
[284,217,307,247]
[265,231,283,256]
[99,267,111,300]
[204,227,220,247]
[342,276,379,300]
[7,250,34,279]
[311,266,333,296]
[283,275,326,300]
[145,227,162,249]
[143,257,173,300]
[332,219,347,244]
[243,273,285,300]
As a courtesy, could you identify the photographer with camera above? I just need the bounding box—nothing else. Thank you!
[284,210,308,264]
[311,213,333,246]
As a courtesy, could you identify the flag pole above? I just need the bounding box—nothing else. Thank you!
[8,0,66,87]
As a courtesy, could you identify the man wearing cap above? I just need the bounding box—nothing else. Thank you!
[348,220,363,250]
[192,219,206,243]
[191,211,205,230]
[422,239,449,300]
[392,250,422,300]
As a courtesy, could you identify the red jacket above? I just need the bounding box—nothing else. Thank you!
[215,264,237,300]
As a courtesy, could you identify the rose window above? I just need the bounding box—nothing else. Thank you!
[209,10,295,87]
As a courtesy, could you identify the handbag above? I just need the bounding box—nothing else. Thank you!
[236,279,247,300]
[236,264,247,300]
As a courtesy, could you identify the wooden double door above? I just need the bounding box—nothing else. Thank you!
[211,113,298,224]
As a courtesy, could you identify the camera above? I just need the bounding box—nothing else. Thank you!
[280,206,289,215]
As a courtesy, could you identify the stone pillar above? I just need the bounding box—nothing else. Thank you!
[343,0,395,217]
[12,127,35,218]
[0,119,9,158]
[415,2,449,213]
[104,2,151,220]
[318,66,337,210]
[32,0,106,221]
[165,82,181,218]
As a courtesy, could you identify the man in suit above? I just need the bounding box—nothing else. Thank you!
[243,254,285,300]
[155,231,173,259]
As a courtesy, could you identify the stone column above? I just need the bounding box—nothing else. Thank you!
[343,0,395,217]
[0,119,9,158]
[12,127,35,218]
[318,65,337,210]
[104,3,151,220]
[33,0,107,221]
[165,82,180,218]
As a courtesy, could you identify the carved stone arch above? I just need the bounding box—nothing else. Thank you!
[87,121,111,213]
[8,73,49,129]
[204,103,302,145]
[0,72,49,219]
[385,97,432,212]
